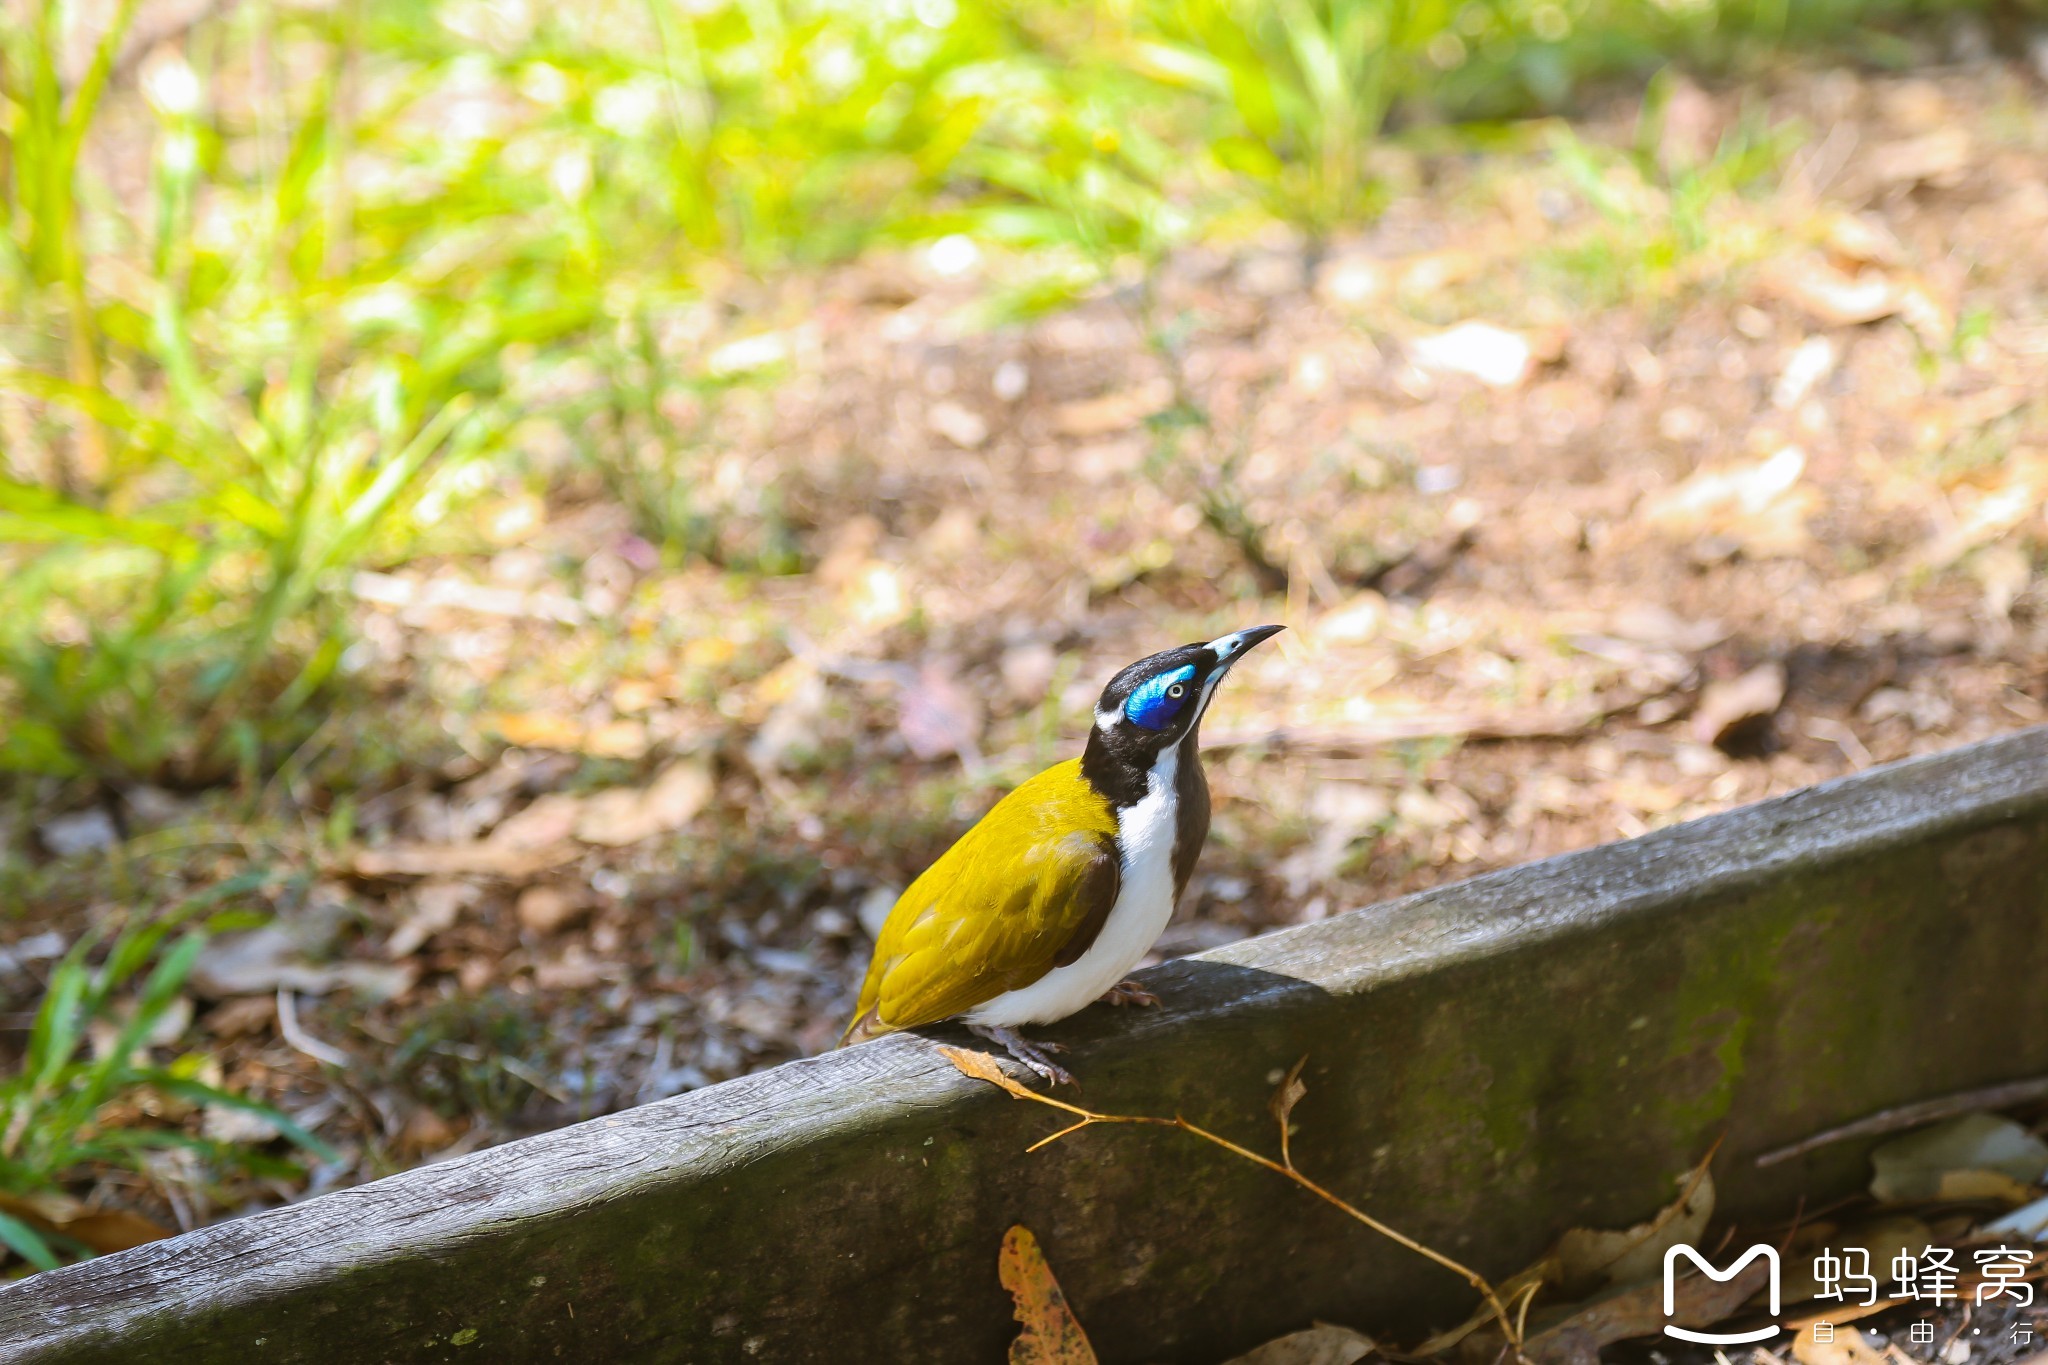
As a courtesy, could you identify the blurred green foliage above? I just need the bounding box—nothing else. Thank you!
[0,0,2017,785]
[0,879,333,1269]
[1540,67,1804,307]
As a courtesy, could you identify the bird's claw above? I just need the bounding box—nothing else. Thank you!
[968,1024,1077,1087]
[1099,980,1161,1008]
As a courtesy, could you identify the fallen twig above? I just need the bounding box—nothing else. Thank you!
[939,1046,1526,1359]
[1755,1075,2048,1167]
[276,989,352,1069]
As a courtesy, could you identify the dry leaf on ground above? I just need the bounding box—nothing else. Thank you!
[1862,130,1972,191]
[1761,255,1949,341]
[746,668,833,769]
[574,758,714,847]
[1821,212,1905,268]
[532,947,625,991]
[349,757,713,875]
[515,884,590,935]
[201,1103,281,1144]
[1912,459,2048,577]
[1000,1225,1097,1365]
[897,662,985,763]
[346,790,581,878]
[1524,1246,1771,1365]
[487,793,584,850]
[484,711,649,759]
[385,880,479,959]
[190,925,414,1001]
[1421,1147,1715,1357]
[1693,662,1788,754]
[1642,445,1815,557]
[1556,1150,1716,1290]
[1869,1114,2048,1205]
[345,840,572,879]
[1766,258,1904,326]
[1052,380,1171,437]
[1226,1322,1376,1365]
[1782,1215,1931,1301]
[939,1045,1038,1101]
[0,1192,171,1256]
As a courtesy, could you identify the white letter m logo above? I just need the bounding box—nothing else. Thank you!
[1663,1243,1781,1344]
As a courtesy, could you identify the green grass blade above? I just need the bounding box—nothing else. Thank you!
[23,933,95,1094]
[0,1210,60,1272]
[91,933,206,1100]
[0,479,198,555]
[151,1078,339,1163]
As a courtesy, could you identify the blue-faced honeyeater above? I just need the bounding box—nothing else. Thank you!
[841,625,1284,1083]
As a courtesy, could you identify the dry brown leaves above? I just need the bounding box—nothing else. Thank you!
[939,1043,1037,1099]
[483,711,651,759]
[896,661,986,764]
[1051,379,1171,437]
[1761,254,1949,340]
[0,1191,171,1256]
[1867,1114,2048,1205]
[1522,1251,1768,1365]
[1640,445,1816,558]
[1692,662,1788,752]
[1268,1055,1309,1170]
[1000,1225,1097,1365]
[346,756,713,878]
[1420,1144,1719,1359]
[1555,1146,1716,1291]
[1226,1323,1376,1365]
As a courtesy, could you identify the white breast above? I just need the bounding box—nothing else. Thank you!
[965,746,1182,1028]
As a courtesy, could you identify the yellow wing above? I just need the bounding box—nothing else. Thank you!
[844,759,1120,1040]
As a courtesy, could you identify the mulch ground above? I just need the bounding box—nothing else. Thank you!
[4,49,2047,1240]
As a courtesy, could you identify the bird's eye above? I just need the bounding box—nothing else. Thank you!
[1124,664,1197,731]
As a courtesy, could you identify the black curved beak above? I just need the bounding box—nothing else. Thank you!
[1205,623,1285,668]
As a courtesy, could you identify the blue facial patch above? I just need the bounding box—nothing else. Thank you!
[1124,664,1198,731]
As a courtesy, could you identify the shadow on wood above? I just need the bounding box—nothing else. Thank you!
[3,728,2047,1363]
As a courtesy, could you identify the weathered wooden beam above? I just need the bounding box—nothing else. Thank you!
[4,728,2047,1363]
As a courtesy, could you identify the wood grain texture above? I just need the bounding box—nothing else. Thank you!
[3,727,2046,1364]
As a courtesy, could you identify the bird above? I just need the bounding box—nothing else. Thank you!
[840,625,1284,1084]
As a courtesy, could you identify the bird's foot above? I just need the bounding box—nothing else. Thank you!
[967,1024,1075,1087]
[1098,980,1160,1008]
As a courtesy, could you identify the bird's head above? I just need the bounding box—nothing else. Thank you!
[1086,625,1284,777]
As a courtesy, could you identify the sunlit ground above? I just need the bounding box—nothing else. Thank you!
[1,0,2045,1268]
